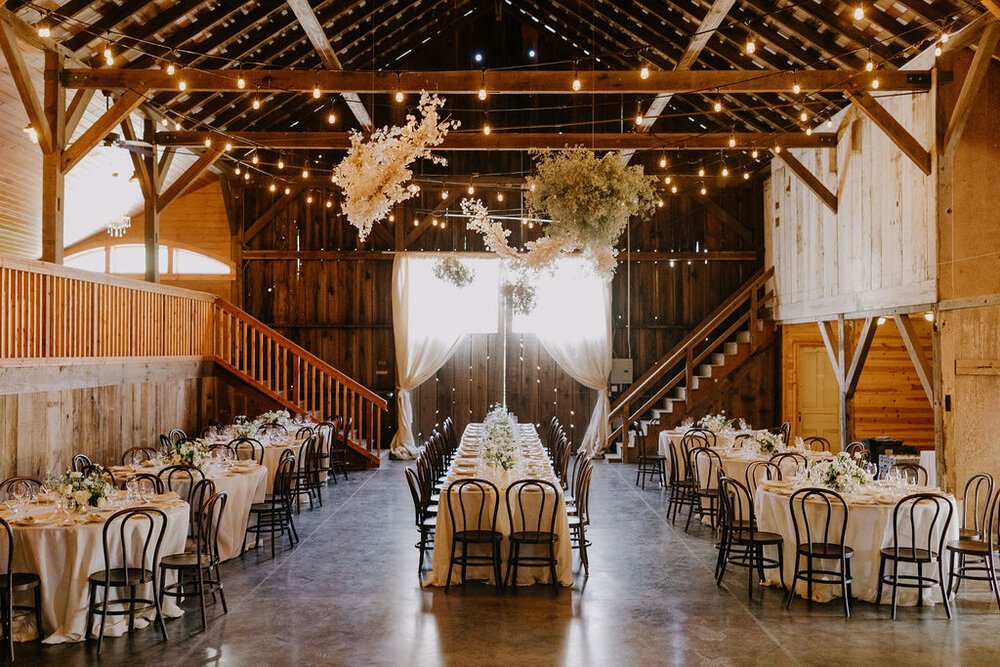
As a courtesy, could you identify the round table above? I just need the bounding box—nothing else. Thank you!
[755,482,959,606]
[4,499,189,644]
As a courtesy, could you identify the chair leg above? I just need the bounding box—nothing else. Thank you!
[96,584,110,655]
[85,583,95,641]
[198,565,208,631]
[215,564,229,614]
[747,542,755,600]
[947,550,957,598]
[756,544,767,584]
[460,542,468,592]
[875,555,886,607]
[840,557,850,618]
[4,590,12,662]
[987,555,1000,613]
[127,585,136,632]
[549,542,559,593]
[890,560,900,620]
[33,585,43,641]
[785,553,800,610]
[445,540,457,594]
[495,541,504,595]
[917,561,924,608]
[152,571,168,641]
[938,558,952,619]
[776,543,786,591]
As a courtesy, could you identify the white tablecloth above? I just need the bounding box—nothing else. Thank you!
[423,423,573,588]
[4,500,189,644]
[755,484,958,606]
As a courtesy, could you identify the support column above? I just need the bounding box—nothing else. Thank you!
[837,315,850,449]
[41,50,64,263]
[143,119,160,282]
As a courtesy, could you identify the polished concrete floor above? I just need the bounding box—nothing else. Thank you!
[15,461,1000,666]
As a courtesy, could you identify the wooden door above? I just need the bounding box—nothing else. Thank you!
[795,345,840,447]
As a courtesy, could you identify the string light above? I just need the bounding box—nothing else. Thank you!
[728,131,736,148]
[497,192,505,202]
[805,127,813,135]
[306,194,313,204]
[698,165,705,178]
[179,80,187,91]
[234,164,241,175]
[277,158,284,170]
[721,165,729,177]
[635,101,644,126]
[166,62,175,76]
[36,16,50,38]
[664,175,672,185]
[441,190,449,200]
[252,97,261,110]
[699,183,707,196]
[640,65,650,80]
[572,62,581,92]
[853,4,864,21]
[203,137,212,147]
[483,120,491,135]
[659,153,667,169]
[871,75,880,90]
[237,72,246,89]
[269,183,277,192]
[251,153,259,165]
[173,121,180,131]
[866,54,874,72]
[743,171,750,180]
[395,90,404,103]
[326,200,333,208]
[223,142,232,152]
[302,168,309,178]
[751,148,759,159]
[103,44,114,66]
[934,44,942,58]
[670,184,678,194]
[745,34,756,55]
[467,183,475,195]
[799,110,808,122]
[244,171,251,181]
[328,110,336,124]
[773,144,782,154]
[657,198,664,208]
[312,83,321,98]
[792,78,801,95]
[284,186,291,195]
[713,94,723,113]
[431,218,438,227]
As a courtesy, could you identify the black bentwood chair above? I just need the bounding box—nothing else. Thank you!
[444,478,503,594]
[243,455,299,558]
[876,492,953,619]
[958,473,994,540]
[504,479,561,593]
[86,508,168,654]
[948,485,1000,611]
[231,437,264,465]
[0,517,42,658]
[405,468,436,574]
[785,487,855,618]
[635,427,667,490]
[716,476,785,600]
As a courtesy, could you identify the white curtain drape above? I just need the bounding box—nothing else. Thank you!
[390,253,499,458]
[515,259,613,457]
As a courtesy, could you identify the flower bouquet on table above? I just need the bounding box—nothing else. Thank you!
[256,409,294,430]
[45,470,113,510]
[749,430,784,457]
[163,439,211,468]
[232,420,259,440]
[809,452,873,493]
[696,412,734,435]
[482,404,517,471]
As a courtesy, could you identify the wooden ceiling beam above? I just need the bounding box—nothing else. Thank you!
[244,185,305,242]
[0,19,53,152]
[61,88,147,173]
[985,1,1000,21]
[158,147,223,212]
[63,68,930,94]
[64,88,94,138]
[119,119,154,201]
[241,249,759,261]
[157,130,835,150]
[845,91,932,175]
[775,150,838,214]
[156,147,176,192]
[944,21,1000,154]
[286,0,371,130]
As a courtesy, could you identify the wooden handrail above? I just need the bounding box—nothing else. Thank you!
[608,267,774,443]
[214,298,385,408]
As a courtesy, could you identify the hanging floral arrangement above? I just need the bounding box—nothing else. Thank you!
[464,147,658,280]
[501,278,537,315]
[334,92,459,241]
[432,256,475,287]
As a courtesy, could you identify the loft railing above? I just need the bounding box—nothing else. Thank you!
[608,266,774,444]
[213,299,386,461]
[1,255,386,460]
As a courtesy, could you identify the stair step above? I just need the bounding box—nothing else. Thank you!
[709,353,726,365]
[669,386,686,400]
[723,341,739,355]
[735,330,751,343]
[696,365,714,377]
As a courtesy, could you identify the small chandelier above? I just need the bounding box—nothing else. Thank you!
[106,212,131,238]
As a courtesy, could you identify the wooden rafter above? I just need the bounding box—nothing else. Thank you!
[118,119,153,201]
[157,147,223,212]
[156,148,175,191]
[156,130,835,150]
[405,196,451,248]
[244,186,304,242]
[894,313,933,404]
[775,150,838,214]
[621,0,737,164]
[61,88,147,173]
[944,21,1000,154]
[844,317,877,397]
[983,1,1000,21]
[64,88,94,138]
[845,91,932,175]
[285,0,372,130]
[817,320,845,388]
[242,249,759,261]
[63,68,931,94]
[0,19,52,152]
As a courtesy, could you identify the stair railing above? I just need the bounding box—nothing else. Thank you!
[213,299,387,461]
[608,267,774,444]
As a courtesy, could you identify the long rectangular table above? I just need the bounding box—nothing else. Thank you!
[423,422,574,588]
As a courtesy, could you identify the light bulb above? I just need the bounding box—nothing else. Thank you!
[302,168,309,178]
[203,137,212,147]
[700,185,707,195]
[174,121,181,131]
[478,88,487,101]
[713,99,723,112]
[800,110,808,122]
[877,316,887,325]
[389,213,395,222]
[328,111,336,124]
[745,37,756,55]
[251,154,259,165]
[160,118,168,127]
[728,134,736,148]
[774,144,782,153]
[640,65,649,80]
[237,76,246,89]
[166,62,175,76]
[224,142,232,152]
[326,200,333,208]
[306,194,313,204]
[277,159,284,170]
[244,171,251,181]
[659,156,667,169]
[235,165,241,175]
[269,183,277,192]
[103,46,112,60]
[751,149,759,159]
[871,77,880,90]
[664,175,672,184]
[934,45,942,57]
[497,192,505,202]
[284,186,291,195]
[721,166,729,177]
[414,219,420,227]
[635,113,644,126]
[657,199,664,208]
[483,123,491,135]
[743,172,750,180]
[792,82,801,94]
[37,22,50,38]
[312,84,321,98]
[431,218,438,227]
[865,58,874,72]
[395,90,404,103]
[670,184,678,194]
[806,127,813,136]
[853,4,864,20]
[179,80,187,91]
[252,97,261,110]
[698,167,705,177]
[527,221,534,229]
[572,77,581,92]
[467,184,475,195]
[941,32,950,44]
[529,183,536,192]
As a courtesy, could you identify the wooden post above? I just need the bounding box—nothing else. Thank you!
[41,50,65,264]
[143,119,160,283]
[837,315,850,450]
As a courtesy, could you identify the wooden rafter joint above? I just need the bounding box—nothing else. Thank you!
[775,151,838,214]
[845,91,932,176]
[62,68,933,94]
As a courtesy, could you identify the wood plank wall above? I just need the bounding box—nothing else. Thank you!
[765,51,937,322]
[781,319,934,448]
[240,179,769,447]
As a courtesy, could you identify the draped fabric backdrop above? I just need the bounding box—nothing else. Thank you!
[390,253,499,458]
[515,258,613,457]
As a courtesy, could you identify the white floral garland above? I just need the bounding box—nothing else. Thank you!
[334,92,459,241]
[463,148,657,281]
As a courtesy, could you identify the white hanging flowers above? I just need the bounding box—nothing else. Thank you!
[501,278,537,315]
[463,147,658,280]
[432,256,475,287]
[334,92,459,241]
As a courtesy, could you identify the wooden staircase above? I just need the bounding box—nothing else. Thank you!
[213,299,388,467]
[607,267,775,458]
